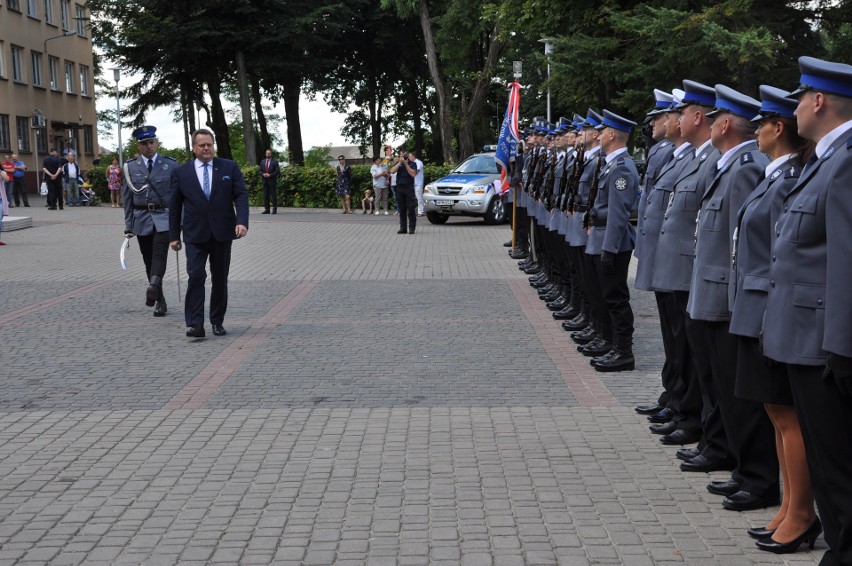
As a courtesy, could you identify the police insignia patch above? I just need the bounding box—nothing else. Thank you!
[771,169,781,179]
[615,178,627,191]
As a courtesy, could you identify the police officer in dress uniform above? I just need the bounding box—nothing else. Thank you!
[685,85,779,511]
[763,56,852,565]
[651,80,726,457]
[123,126,176,317]
[584,110,641,372]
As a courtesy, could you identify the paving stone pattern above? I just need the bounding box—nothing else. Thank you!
[0,200,821,564]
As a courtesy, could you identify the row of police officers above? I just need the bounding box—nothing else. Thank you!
[506,55,852,564]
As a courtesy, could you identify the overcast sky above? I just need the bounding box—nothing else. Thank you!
[96,85,354,154]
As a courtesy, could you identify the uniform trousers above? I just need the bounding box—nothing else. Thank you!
[581,251,611,339]
[137,231,169,301]
[262,177,277,212]
[13,177,28,206]
[46,177,63,209]
[592,250,633,339]
[788,364,852,566]
[184,237,232,327]
[684,313,733,463]
[667,291,701,435]
[654,292,689,413]
[395,185,417,231]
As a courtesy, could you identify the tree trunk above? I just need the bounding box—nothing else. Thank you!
[236,50,257,165]
[252,77,270,160]
[458,24,506,160]
[207,76,232,159]
[282,73,304,166]
[180,87,192,157]
[419,0,455,164]
[367,75,381,157]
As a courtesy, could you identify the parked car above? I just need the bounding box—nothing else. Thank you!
[422,151,507,225]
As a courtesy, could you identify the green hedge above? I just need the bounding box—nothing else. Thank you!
[85,162,454,208]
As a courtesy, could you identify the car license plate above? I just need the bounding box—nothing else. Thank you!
[435,200,454,206]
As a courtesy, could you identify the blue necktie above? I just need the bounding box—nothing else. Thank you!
[202,163,210,199]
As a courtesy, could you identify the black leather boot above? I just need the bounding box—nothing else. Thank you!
[146,275,162,307]
[570,325,597,344]
[594,335,635,372]
[553,305,581,320]
[562,313,589,330]
[578,336,613,357]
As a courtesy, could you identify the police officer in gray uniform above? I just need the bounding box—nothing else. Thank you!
[764,56,852,565]
[123,126,176,317]
[585,110,641,372]
[686,85,779,512]
[652,80,726,459]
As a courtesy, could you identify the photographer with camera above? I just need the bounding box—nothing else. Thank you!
[390,150,419,234]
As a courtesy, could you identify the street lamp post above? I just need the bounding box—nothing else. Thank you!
[539,38,554,124]
[111,68,122,170]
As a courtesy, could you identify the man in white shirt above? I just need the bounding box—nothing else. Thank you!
[370,156,389,215]
[410,151,425,216]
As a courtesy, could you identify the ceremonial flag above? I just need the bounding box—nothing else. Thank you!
[495,81,521,195]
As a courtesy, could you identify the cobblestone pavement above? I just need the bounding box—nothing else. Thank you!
[0,199,822,564]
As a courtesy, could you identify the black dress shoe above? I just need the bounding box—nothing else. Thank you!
[635,403,664,415]
[747,527,776,540]
[594,351,635,372]
[649,421,678,435]
[503,240,512,247]
[509,250,529,260]
[562,315,589,331]
[546,298,569,311]
[186,325,206,338]
[648,407,675,423]
[578,337,612,357]
[212,324,227,336]
[756,519,821,554]
[145,285,158,307]
[676,447,700,461]
[706,479,742,496]
[153,301,167,317]
[570,326,597,344]
[272,210,277,214]
[722,490,780,511]
[680,455,736,473]
[261,210,270,214]
[397,229,407,234]
[660,429,701,446]
[408,229,415,234]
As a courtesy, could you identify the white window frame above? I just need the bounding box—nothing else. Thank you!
[48,56,59,90]
[64,60,74,93]
[60,0,70,30]
[11,45,25,83]
[74,3,86,37]
[26,0,38,17]
[31,51,43,87]
[0,42,6,79]
[44,0,54,24]
[79,64,89,96]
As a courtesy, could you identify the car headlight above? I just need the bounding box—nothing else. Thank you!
[424,184,436,195]
[461,184,489,195]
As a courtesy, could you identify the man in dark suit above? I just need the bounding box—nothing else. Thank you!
[169,129,249,338]
[260,149,280,214]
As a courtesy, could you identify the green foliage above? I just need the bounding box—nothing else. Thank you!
[303,146,333,168]
[243,164,453,208]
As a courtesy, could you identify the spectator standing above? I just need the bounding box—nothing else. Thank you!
[11,154,28,207]
[0,169,7,245]
[370,156,389,215]
[1,156,14,208]
[260,149,280,214]
[107,157,122,208]
[42,148,64,210]
[411,150,425,216]
[62,151,83,207]
[335,155,353,214]
[390,150,419,234]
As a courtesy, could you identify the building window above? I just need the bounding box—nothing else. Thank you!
[11,45,25,83]
[31,52,43,87]
[79,64,89,95]
[16,117,31,153]
[0,42,6,79]
[35,126,48,154]
[74,4,86,37]
[7,0,21,11]
[0,115,11,152]
[26,0,37,17]
[59,0,69,30]
[83,125,93,154]
[64,60,74,93]
[44,0,54,23]
[48,56,59,90]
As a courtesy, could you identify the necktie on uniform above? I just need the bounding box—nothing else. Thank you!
[147,159,153,174]
[802,153,818,173]
[202,163,210,199]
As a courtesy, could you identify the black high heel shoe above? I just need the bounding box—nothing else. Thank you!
[747,527,776,540]
[756,519,822,554]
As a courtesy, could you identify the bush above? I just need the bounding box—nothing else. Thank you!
[87,160,455,209]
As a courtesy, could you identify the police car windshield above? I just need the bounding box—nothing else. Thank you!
[453,154,498,175]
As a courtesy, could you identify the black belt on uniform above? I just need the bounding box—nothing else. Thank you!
[575,204,589,212]
[590,217,607,227]
[134,203,167,211]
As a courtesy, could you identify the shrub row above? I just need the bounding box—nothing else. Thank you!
[86,162,454,208]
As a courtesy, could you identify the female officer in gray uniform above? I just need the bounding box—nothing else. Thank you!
[123,125,176,317]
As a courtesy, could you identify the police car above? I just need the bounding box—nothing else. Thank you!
[423,149,507,225]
